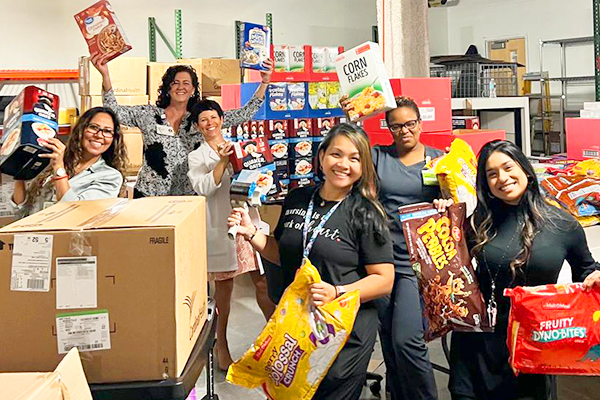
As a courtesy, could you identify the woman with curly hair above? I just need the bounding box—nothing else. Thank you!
[91,54,273,197]
[11,107,126,217]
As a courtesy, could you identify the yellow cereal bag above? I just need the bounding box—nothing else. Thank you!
[226,259,360,400]
[572,159,600,178]
[432,139,478,216]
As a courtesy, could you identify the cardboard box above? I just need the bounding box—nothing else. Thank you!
[80,95,148,113]
[566,118,600,160]
[363,78,453,134]
[1,86,60,180]
[74,0,132,63]
[0,197,207,383]
[1,348,92,400]
[334,42,396,122]
[0,174,18,222]
[147,62,177,104]
[121,125,143,176]
[420,129,506,155]
[79,56,147,96]
[178,58,240,96]
[452,116,480,130]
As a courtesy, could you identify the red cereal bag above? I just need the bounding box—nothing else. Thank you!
[505,283,600,376]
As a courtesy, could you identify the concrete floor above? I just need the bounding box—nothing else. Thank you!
[195,226,600,399]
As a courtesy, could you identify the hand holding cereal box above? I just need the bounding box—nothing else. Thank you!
[74,0,132,62]
[334,42,396,122]
[227,259,360,400]
[240,22,271,71]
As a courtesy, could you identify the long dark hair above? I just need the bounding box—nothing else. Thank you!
[316,123,389,245]
[26,107,127,208]
[156,64,200,110]
[471,140,567,278]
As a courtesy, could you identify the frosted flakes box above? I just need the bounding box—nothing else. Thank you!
[289,45,305,72]
[287,83,306,111]
[273,45,290,72]
[268,83,288,112]
[335,42,396,121]
[240,22,271,71]
[74,0,132,62]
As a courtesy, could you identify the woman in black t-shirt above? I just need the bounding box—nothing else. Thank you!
[450,140,600,400]
[228,123,395,400]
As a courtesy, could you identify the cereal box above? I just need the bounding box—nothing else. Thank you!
[269,139,289,160]
[289,46,305,72]
[273,45,290,72]
[268,83,287,112]
[325,47,340,72]
[314,117,336,137]
[240,22,271,71]
[290,119,312,138]
[250,120,266,139]
[267,120,288,140]
[312,46,327,73]
[327,82,342,109]
[229,137,273,174]
[0,86,60,180]
[335,42,396,121]
[287,83,306,111]
[74,0,132,62]
[274,159,289,180]
[308,82,328,110]
[290,157,314,179]
[289,137,313,159]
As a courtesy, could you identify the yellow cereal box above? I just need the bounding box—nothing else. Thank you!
[335,42,396,122]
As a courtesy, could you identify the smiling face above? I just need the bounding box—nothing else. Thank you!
[319,135,362,192]
[197,110,224,141]
[386,106,422,150]
[485,151,529,205]
[168,71,195,104]
[82,112,114,159]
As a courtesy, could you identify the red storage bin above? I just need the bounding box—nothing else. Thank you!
[566,118,600,160]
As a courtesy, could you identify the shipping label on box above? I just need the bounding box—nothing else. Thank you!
[335,42,396,121]
[74,0,132,63]
[56,310,111,354]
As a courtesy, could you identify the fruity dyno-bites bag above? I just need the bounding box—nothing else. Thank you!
[399,202,489,341]
[227,259,360,400]
[505,283,600,376]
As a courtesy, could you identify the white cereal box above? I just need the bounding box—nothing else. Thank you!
[273,45,290,72]
[325,47,339,72]
[311,46,327,73]
[240,22,271,71]
[335,42,396,122]
[288,45,305,72]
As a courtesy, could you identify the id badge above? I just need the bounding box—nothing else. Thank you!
[422,169,438,186]
[156,124,175,136]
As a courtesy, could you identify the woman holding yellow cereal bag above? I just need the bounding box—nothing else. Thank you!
[227,123,394,399]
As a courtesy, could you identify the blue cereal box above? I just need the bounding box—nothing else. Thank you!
[240,22,271,71]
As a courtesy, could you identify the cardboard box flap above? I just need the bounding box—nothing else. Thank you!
[0,348,92,400]
[0,197,205,233]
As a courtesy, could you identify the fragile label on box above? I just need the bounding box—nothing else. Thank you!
[56,257,98,310]
[56,310,111,354]
[10,234,53,292]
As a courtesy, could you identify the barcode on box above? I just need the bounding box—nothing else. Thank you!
[64,343,105,352]
[583,150,600,158]
[27,279,45,290]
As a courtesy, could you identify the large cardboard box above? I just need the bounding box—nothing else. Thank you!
[1,348,92,400]
[147,62,178,105]
[566,118,600,160]
[79,56,147,96]
[80,95,148,113]
[178,58,241,96]
[121,125,143,176]
[0,197,207,383]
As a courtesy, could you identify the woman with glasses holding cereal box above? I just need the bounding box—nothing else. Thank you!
[11,107,127,217]
[91,54,273,198]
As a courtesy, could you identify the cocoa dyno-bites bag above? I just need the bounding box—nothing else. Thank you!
[399,202,489,341]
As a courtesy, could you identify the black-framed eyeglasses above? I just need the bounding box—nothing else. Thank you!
[86,123,115,138]
[389,119,420,133]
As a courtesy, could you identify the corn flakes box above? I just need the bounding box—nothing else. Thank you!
[312,47,327,73]
[240,22,271,71]
[74,0,132,62]
[274,45,290,72]
[289,45,305,72]
[335,42,396,122]
[325,47,340,72]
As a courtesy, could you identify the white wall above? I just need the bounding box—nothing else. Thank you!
[428,7,449,56]
[0,0,376,69]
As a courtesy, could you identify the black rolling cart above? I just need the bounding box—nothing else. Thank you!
[90,299,219,400]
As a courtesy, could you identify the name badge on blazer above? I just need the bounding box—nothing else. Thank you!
[156,124,175,136]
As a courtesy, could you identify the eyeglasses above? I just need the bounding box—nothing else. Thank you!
[86,123,114,138]
[388,119,420,133]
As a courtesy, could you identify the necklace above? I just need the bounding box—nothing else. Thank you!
[481,226,521,328]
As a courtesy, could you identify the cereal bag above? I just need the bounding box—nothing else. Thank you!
[399,202,490,341]
[541,175,600,217]
[227,259,360,400]
[505,283,600,376]
[429,139,478,216]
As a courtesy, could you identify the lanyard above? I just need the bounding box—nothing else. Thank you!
[302,188,345,260]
